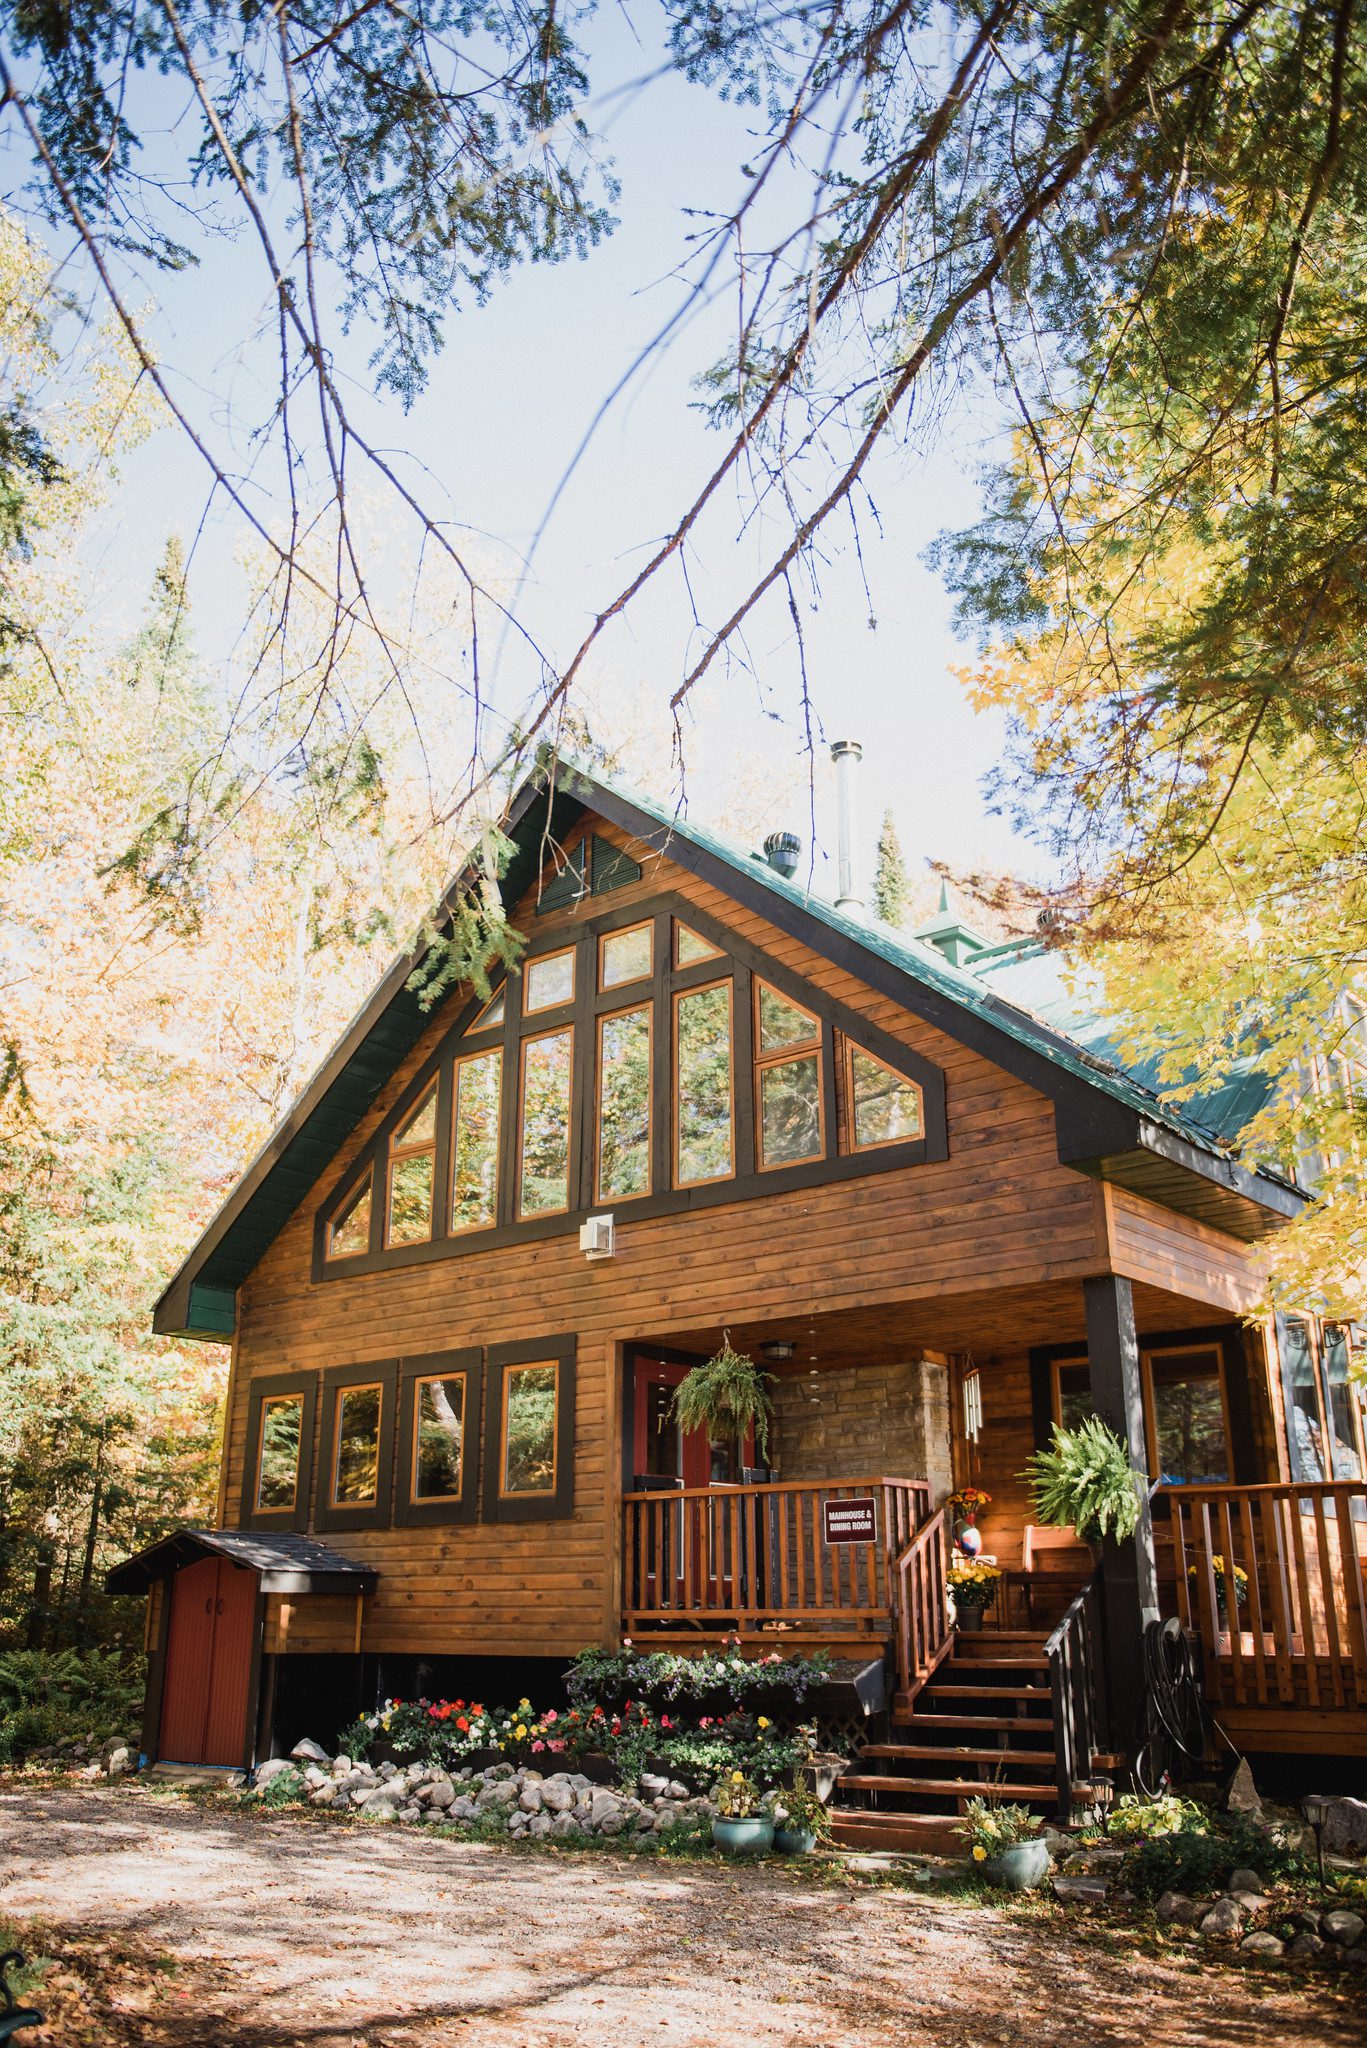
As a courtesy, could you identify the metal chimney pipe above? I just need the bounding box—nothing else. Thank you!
[831,739,864,914]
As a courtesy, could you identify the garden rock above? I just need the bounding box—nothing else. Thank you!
[486,1763,515,1781]
[1320,1798,1367,1857]
[1239,1932,1284,1957]
[309,1783,337,1807]
[104,1746,133,1778]
[528,1812,554,1839]
[290,1738,330,1764]
[1290,1934,1325,1958]
[1228,1891,1268,1916]
[1156,1892,1201,1925]
[331,1754,352,1776]
[378,1762,398,1781]
[450,1797,479,1822]
[1321,1910,1365,1949]
[398,1803,421,1822]
[541,1778,575,1813]
[639,1774,668,1798]
[1199,1898,1245,1938]
[1228,1868,1264,1894]
[1051,1877,1108,1907]
[1224,1760,1262,1817]
[478,1781,519,1810]
[518,1783,544,1814]
[549,1812,581,1839]
[668,1781,690,1800]
[254,1758,297,1790]
[589,1789,629,1829]
[426,1778,455,1809]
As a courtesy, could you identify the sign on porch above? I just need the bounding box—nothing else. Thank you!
[822,1497,877,1545]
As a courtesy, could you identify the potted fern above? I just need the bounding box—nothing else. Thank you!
[1021,1416,1144,1552]
[671,1335,774,1482]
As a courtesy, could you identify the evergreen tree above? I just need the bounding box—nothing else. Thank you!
[873,809,909,927]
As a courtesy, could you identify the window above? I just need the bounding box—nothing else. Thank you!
[524,947,575,1014]
[472,989,505,1029]
[386,1086,437,1246]
[846,1042,924,1149]
[1142,1346,1230,1485]
[519,1027,573,1215]
[1283,1318,1366,1483]
[332,1383,383,1506]
[598,1005,652,1200]
[412,1373,466,1499]
[257,1395,303,1510]
[241,1373,317,1532]
[501,1362,559,1496]
[600,922,653,990]
[485,1337,575,1521]
[451,1049,500,1232]
[675,921,723,968]
[396,1350,481,1525]
[754,980,822,1168]
[1051,1358,1092,1433]
[326,1175,372,1260]
[675,981,733,1185]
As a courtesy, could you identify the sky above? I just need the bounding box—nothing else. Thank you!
[18,10,1038,912]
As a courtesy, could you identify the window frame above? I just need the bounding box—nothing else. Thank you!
[395,1349,482,1527]
[673,975,737,1189]
[842,1036,926,1154]
[596,999,654,1204]
[1279,1314,1367,1485]
[315,1360,398,1533]
[753,977,824,1171]
[450,1045,502,1236]
[483,1336,576,1522]
[384,1082,439,1249]
[1140,1341,1234,1487]
[599,920,654,993]
[517,1022,576,1220]
[240,1372,317,1534]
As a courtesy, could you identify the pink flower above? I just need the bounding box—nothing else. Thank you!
[531,1740,545,1753]
[544,1709,558,1724]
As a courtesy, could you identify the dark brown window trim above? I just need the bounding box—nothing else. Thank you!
[483,1335,576,1523]
[240,1372,317,1534]
[395,1349,483,1527]
[315,1359,399,1534]
[311,892,949,1284]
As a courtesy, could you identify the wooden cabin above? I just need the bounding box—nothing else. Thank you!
[110,763,1367,1840]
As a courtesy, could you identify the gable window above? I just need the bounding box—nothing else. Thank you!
[412,1372,467,1500]
[675,980,733,1185]
[326,1174,372,1260]
[332,1383,383,1506]
[473,989,505,1029]
[598,1004,652,1200]
[519,1027,573,1215]
[386,1086,436,1246]
[452,1049,500,1232]
[1141,1345,1230,1485]
[600,922,652,990]
[846,1041,924,1149]
[675,920,723,968]
[257,1395,303,1510]
[754,980,823,1168]
[524,947,575,1014]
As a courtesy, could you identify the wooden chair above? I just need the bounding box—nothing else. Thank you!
[1008,1524,1094,1626]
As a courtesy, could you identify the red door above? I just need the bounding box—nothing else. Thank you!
[631,1357,756,1610]
[632,1356,713,1489]
[159,1556,258,1766]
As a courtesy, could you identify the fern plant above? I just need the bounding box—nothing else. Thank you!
[1022,1417,1143,1543]
[671,1335,774,1461]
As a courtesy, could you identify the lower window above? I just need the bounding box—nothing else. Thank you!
[240,1373,317,1533]
[484,1337,576,1522]
[1142,1345,1231,1486]
[316,1362,397,1532]
[396,1350,482,1525]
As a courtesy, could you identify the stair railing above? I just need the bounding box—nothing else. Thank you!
[892,1501,954,1701]
[1045,1573,1109,1821]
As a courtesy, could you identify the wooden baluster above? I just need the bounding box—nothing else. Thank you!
[796,1488,809,1618]
[1262,1492,1295,1699]
[1287,1486,1322,1707]
[1171,1495,1192,1629]
[1219,1499,1246,1705]
[728,1489,742,1631]
[1194,1499,1220,1669]
[778,1486,791,1618]
[1312,1490,1346,1708]
[1334,1488,1367,1708]
[1238,1493,1268,1706]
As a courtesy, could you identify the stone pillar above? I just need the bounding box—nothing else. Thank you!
[1083,1274,1158,1750]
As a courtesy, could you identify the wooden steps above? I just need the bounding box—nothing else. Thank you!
[833,1628,1061,1854]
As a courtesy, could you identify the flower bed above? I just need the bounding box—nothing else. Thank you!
[565,1639,831,1716]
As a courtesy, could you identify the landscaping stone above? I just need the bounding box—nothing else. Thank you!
[1228,1891,1268,1915]
[290,1738,330,1764]
[254,1758,296,1789]
[308,1782,337,1807]
[104,1746,133,1778]
[1228,1868,1264,1894]
[450,1797,479,1822]
[1290,1934,1325,1958]
[1291,1910,1321,1934]
[1321,1910,1365,1949]
[589,1789,629,1829]
[330,1753,352,1776]
[1156,1891,1200,1925]
[1225,1760,1262,1818]
[398,1803,421,1822]
[426,1778,455,1809]
[549,1812,581,1839]
[1320,1797,1367,1857]
[1199,1898,1245,1938]
[1051,1877,1107,1906]
[518,1783,544,1814]
[528,1812,554,1839]
[541,1778,575,1813]
[478,1780,519,1810]
[1239,1932,1284,1957]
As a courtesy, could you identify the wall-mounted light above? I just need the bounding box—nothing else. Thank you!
[579,1214,615,1261]
[760,1341,795,1361]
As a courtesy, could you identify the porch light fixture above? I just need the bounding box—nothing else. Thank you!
[760,1341,795,1361]
[578,1214,615,1261]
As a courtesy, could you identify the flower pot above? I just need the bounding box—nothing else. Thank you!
[458,1747,503,1773]
[956,1607,984,1633]
[773,1825,817,1855]
[711,1815,775,1855]
[575,1751,617,1785]
[799,1759,845,1805]
[981,1838,1051,1891]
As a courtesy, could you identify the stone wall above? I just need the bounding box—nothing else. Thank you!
[771,1358,953,1500]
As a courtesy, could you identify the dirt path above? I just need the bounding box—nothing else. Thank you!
[3,1789,1359,2048]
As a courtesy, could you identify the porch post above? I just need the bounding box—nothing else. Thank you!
[1083,1274,1158,1752]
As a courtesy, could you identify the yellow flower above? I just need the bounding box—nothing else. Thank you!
[757,1717,770,1731]
[731,1770,744,1783]
[514,1725,527,1739]
[972,1845,987,1862]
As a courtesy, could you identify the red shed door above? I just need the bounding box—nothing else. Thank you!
[158,1556,258,1767]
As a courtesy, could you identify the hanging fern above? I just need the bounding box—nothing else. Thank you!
[670,1335,774,1462]
[1021,1416,1143,1543]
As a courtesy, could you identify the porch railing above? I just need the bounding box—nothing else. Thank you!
[1163,1481,1367,1712]
[1046,1575,1108,1816]
[891,1501,953,1700]
[621,1477,929,1636]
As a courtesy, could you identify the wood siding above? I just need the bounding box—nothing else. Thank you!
[226,817,1275,1661]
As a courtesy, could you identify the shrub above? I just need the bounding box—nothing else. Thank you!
[257,1766,305,1809]
[0,1648,143,1763]
[566,1640,831,1710]
[959,1796,1039,1859]
[1106,1792,1209,1842]
[1122,1813,1305,1899]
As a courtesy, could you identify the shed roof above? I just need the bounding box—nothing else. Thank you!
[106,1527,378,1595]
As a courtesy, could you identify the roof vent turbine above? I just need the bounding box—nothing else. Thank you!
[763,830,801,879]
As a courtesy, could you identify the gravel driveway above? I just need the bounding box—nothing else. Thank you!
[3,1788,1358,2047]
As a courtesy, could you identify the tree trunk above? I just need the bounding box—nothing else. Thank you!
[26,1540,54,1650]
[78,1445,105,1615]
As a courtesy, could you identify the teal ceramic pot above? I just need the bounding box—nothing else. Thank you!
[712,1815,775,1855]
[773,1826,817,1855]
[982,1838,1051,1890]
